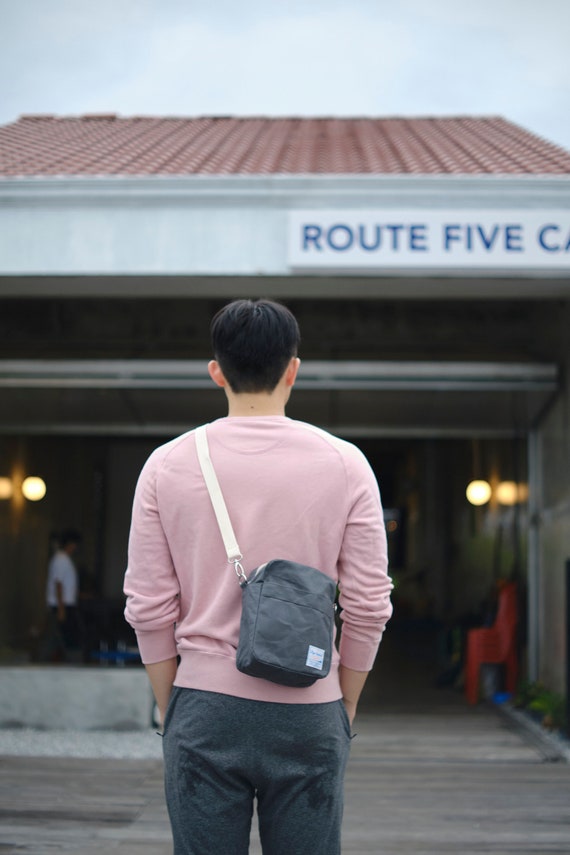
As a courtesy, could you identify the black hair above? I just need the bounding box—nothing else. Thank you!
[210,299,300,393]
[59,528,82,548]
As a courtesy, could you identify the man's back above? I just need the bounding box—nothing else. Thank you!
[125,415,391,704]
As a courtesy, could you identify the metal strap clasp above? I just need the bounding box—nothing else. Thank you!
[230,556,247,586]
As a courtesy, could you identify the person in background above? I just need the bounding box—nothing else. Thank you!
[124,299,393,855]
[45,528,82,660]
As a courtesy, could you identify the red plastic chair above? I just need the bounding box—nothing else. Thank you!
[465,582,518,705]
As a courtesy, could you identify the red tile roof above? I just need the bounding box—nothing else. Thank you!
[0,115,569,177]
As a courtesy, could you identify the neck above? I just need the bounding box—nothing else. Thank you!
[226,392,287,417]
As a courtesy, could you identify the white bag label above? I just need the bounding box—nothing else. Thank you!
[306,645,325,670]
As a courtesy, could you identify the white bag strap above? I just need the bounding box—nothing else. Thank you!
[195,425,247,584]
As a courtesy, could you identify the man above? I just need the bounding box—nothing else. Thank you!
[45,528,82,659]
[124,299,392,855]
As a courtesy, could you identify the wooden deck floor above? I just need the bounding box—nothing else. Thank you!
[1,706,570,854]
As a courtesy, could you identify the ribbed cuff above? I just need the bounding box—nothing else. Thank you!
[135,626,177,664]
[339,632,382,672]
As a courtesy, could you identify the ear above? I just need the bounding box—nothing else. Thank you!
[208,360,227,388]
[284,357,301,388]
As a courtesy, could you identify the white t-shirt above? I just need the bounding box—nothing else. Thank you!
[46,551,78,607]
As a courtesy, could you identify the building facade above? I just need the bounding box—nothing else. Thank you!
[0,115,569,697]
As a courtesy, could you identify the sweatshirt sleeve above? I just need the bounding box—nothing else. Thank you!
[123,449,180,664]
[337,447,393,671]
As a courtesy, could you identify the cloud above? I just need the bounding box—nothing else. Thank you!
[95,9,417,117]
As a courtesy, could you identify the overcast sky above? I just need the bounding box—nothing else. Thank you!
[1,0,569,151]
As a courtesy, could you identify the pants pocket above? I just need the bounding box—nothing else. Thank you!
[337,699,352,740]
[161,685,182,737]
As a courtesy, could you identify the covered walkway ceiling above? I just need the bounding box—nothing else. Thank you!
[0,359,558,438]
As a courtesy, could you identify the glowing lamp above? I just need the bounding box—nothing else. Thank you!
[0,477,13,499]
[22,476,47,502]
[496,481,529,505]
[496,481,518,506]
[466,479,491,506]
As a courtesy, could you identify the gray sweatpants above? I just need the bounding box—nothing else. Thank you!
[162,687,352,855]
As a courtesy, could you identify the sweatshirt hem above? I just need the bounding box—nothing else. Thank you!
[175,649,342,705]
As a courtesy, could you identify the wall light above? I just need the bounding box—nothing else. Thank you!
[496,481,529,506]
[0,477,13,500]
[496,481,518,506]
[22,476,47,502]
[466,479,492,506]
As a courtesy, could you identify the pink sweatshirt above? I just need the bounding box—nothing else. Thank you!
[124,416,393,704]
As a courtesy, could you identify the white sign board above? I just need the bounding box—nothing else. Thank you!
[288,211,570,273]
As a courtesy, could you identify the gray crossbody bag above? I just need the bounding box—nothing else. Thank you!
[195,424,336,688]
